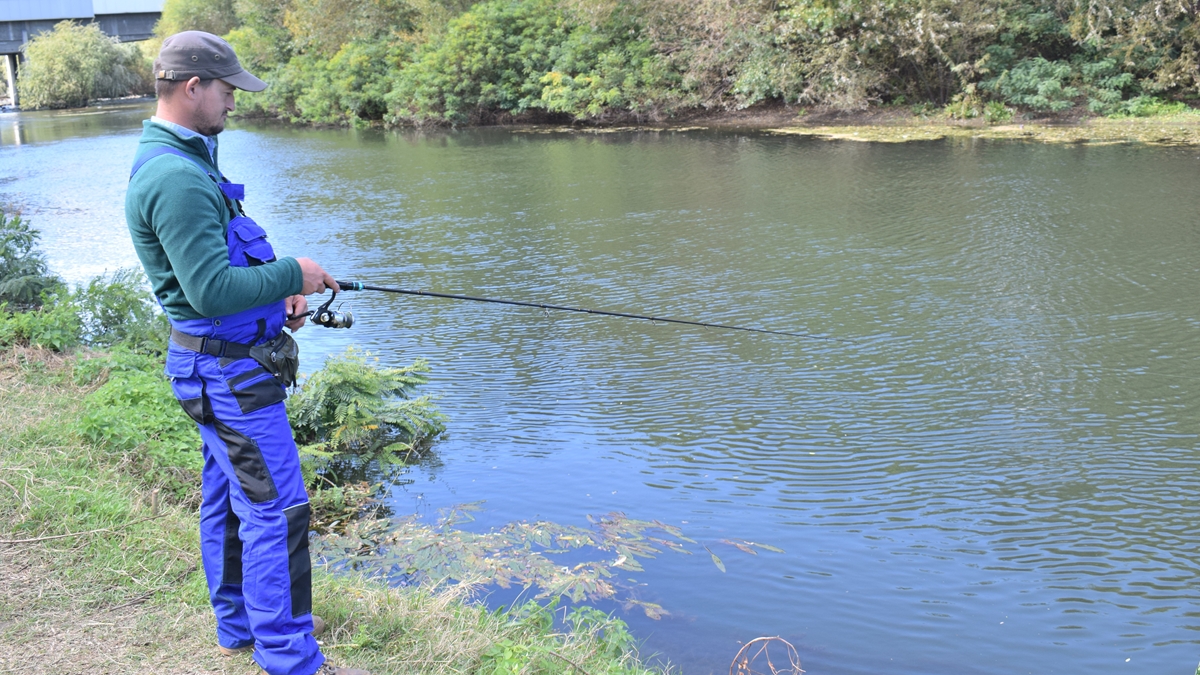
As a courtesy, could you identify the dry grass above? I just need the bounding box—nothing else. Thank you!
[0,544,257,675]
[0,348,254,675]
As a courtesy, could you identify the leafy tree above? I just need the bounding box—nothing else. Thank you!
[19,21,152,109]
[155,0,240,37]
[389,0,673,124]
[284,0,419,57]
[390,0,574,123]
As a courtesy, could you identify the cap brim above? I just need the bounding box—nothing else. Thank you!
[221,69,268,92]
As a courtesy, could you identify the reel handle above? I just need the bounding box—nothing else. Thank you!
[286,288,354,328]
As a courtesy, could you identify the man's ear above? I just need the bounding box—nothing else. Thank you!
[183,76,203,100]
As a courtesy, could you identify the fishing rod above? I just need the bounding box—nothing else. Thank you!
[300,280,842,342]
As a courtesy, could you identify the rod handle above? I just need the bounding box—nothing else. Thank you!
[334,280,364,291]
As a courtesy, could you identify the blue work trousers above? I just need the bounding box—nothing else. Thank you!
[171,346,325,675]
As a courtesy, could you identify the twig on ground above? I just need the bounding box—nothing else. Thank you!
[0,514,167,545]
[0,477,30,515]
[549,650,595,675]
[100,562,197,613]
[729,636,803,675]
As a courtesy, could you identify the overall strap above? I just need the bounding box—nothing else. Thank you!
[130,145,240,215]
[129,145,218,181]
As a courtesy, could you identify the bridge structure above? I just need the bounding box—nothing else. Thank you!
[1,0,164,107]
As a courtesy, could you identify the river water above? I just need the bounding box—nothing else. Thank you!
[3,101,1200,675]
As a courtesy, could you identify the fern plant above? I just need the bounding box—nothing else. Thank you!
[0,212,62,308]
[287,348,446,461]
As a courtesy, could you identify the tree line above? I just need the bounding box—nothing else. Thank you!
[17,0,1200,123]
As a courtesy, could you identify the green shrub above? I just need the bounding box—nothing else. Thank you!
[535,24,670,120]
[76,347,202,500]
[984,100,1014,124]
[982,57,1079,112]
[288,347,445,458]
[1080,57,1135,114]
[19,21,153,109]
[1110,95,1196,118]
[73,267,169,353]
[0,290,81,351]
[0,212,62,308]
[389,0,573,123]
[387,0,672,124]
[239,39,410,125]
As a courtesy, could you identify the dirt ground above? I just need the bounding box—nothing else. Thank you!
[0,541,263,675]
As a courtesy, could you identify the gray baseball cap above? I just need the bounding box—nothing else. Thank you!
[154,31,267,92]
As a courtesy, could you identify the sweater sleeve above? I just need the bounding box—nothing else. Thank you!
[141,163,303,318]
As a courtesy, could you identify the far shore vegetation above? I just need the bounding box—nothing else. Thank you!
[0,210,707,673]
[11,0,1200,139]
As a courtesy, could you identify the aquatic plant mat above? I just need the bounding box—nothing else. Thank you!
[511,114,1200,146]
[0,348,667,674]
[765,116,1200,146]
[318,502,783,620]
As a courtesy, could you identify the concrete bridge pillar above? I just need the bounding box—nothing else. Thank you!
[3,54,15,108]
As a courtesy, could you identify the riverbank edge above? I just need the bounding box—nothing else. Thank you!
[493,105,1200,146]
[210,96,1200,146]
[0,346,664,675]
[14,96,1200,146]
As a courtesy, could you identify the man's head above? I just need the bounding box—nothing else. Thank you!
[154,31,266,136]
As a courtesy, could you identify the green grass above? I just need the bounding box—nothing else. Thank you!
[0,346,666,674]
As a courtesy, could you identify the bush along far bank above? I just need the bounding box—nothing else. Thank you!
[16,0,1200,125]
[204,0,1200,126]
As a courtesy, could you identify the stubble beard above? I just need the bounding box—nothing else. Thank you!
[195,113,227,137]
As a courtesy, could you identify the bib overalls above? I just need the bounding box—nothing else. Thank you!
[131,147,324,675]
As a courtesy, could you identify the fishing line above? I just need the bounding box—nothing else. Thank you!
[303,280,846,342]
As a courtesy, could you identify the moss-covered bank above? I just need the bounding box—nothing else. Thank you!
[498,104,1200,146]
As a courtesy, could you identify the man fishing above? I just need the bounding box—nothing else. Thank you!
[124,31,368,675]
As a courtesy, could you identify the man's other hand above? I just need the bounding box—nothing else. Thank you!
[285,295,308,332]
[296,257,340,295]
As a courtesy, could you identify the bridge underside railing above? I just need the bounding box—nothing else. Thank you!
[0,13,159,55]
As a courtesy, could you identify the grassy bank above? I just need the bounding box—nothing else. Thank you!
[0,346,663,674]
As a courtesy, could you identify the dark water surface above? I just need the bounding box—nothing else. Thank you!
[4,102,1200,674]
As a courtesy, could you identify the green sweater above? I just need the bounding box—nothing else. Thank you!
[124,121,302,321]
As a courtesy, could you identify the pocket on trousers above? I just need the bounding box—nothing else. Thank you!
[226,366,287,414]
[171,376,213,425]
[213,419,278,504]
[165,345,197,379]
[178,393,214,425]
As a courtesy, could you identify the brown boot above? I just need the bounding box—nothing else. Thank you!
[314,663,371,675]
[218,616,328,656]
[217,643,253,657]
